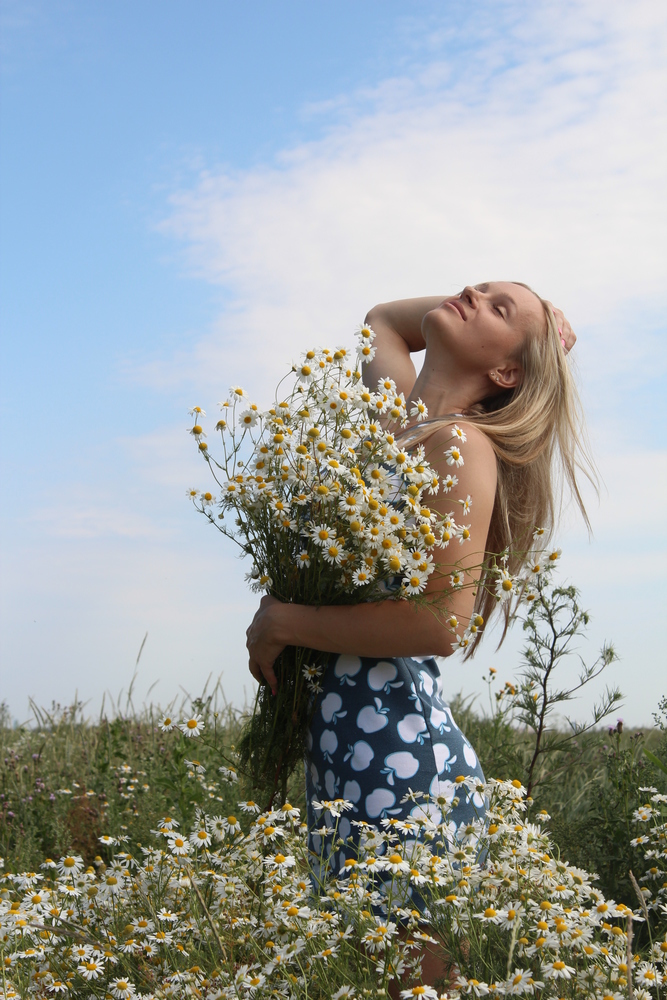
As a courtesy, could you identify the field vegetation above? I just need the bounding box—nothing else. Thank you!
[1,579,666,998]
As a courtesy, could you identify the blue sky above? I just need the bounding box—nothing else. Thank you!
[1,0,665,724]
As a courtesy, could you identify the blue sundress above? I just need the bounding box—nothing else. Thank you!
[305,653,486,884]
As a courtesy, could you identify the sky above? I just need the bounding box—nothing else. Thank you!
[1,0,666,726]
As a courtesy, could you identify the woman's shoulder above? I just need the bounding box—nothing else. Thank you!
[416,419,496,472]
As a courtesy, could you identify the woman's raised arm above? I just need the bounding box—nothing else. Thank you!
[364,296,446,398]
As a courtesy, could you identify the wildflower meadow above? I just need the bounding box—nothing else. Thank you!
[2,585,666,999]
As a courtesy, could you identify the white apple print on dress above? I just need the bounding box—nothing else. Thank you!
[320,692,347,725]
[365,787,401,819]
[432,742,457,774]
[319,729,338,762]
[334,654,363,686]
[462,739,478,769]
[342,779,362,805]
[324,769,340,799]
[338,817,351,841]
[309,761,321,792]
[367,660,404,694]
[397,713,430,745]
[356,697,389,734]
[430,703,453,734]
[418,669,435,697]
[408,681,422,713]
[343,741,374,771]
[381,751,420,786]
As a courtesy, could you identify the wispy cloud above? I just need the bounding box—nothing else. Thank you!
[148,0,665,409]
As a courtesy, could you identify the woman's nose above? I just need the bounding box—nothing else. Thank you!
[462,286,478,308]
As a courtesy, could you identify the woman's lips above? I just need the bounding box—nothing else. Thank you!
[445,299,466,319]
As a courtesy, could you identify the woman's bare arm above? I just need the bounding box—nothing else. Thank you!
[364,296,446,398]
[246,423,497,691]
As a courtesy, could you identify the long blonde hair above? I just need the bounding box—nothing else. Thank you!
[401,286,596,649]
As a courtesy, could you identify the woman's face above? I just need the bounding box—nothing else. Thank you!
[422,281,545,377]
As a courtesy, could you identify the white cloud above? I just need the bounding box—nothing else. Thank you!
[149,0,665,410]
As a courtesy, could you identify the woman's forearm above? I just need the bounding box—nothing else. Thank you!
[363,297,446,398]
[366,297,446,351]
[276,599,454,660]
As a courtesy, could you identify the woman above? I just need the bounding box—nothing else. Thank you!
[245,283,584,976]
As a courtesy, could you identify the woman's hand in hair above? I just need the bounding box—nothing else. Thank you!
[546,301,576,354]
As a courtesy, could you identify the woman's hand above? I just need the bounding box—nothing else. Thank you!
[546,301,576,354]
[246,595,287,694]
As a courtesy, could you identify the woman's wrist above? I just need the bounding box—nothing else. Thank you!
[271,601,305,648]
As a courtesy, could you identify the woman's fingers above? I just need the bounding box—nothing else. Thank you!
[246,599,281,694]
[547,301,576,354]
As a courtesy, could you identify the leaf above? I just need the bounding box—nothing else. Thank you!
[643,747,667,776]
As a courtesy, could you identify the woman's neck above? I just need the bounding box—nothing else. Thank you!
[408,358,487,418]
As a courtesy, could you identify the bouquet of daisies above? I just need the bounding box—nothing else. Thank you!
[188,323,476,803]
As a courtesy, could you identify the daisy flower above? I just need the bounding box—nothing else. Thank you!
[222,814,242,835]
[238,406,260,428]
[219,764,238,782]
[310,523,335,546]
[159,715,176,732]
[444,445,465,467]
[229,385,248,400]
[296,550,311,569]
[189,828,212,849]
[322,544,346,566]
[451,424,467,443]
[352,567,374,586]
[403,572,429,595]
[400,987,439,999]
[167,835,191,856]
[264,852,296,874]
[78,959,103,980]
[355,321,376,342]
[384,851,411,875]
[410,398,428,422]
[495,570,515,602]
[56,855,84,877]
[442,473,459,492]
[109,979,137,999]
[635,963,662,987]
[543,960,575,980]
[157,815,178,830]
[179,714,204,737]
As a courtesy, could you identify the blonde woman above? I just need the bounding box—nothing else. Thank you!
[245,283,584,980]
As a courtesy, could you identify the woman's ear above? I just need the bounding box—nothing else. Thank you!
[488,365,520,390]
